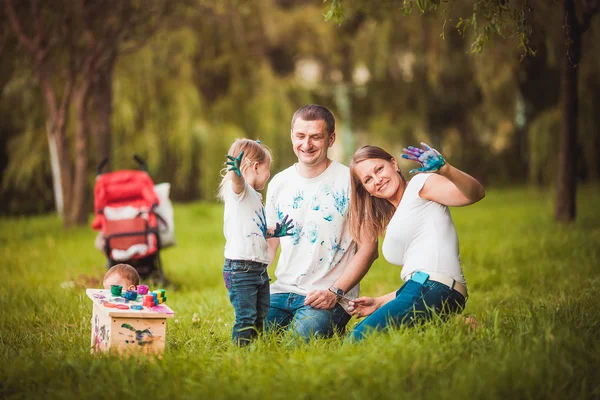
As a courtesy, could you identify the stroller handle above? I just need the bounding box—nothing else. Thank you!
[96,155,148,175]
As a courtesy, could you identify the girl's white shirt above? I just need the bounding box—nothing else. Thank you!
[223,180,270,264]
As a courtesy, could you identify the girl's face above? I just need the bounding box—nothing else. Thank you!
[353,158,402,200]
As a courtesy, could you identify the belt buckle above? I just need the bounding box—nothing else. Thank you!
[411,271,429,285]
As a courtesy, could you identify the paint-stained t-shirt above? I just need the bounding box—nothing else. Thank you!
[223,180,270,264]
[266,161,357,297]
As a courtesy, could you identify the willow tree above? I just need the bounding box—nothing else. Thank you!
[325,0,599,223]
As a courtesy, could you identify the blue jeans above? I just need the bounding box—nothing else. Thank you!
[346,277,467,343]
[265,292,351,341]
[223,259,270,346]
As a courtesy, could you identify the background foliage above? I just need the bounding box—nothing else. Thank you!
[1,0,599,215]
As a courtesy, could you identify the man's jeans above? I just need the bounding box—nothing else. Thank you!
[346,279,466,343]
[223,259,270,346]
[265,292,351,341]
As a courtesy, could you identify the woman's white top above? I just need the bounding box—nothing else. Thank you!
[223,180,270,264]
[381,173,466,285]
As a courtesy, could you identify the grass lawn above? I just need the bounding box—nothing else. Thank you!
[1,185,599,399]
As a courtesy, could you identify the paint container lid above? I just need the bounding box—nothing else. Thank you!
[137,285,149,295]
[116,304,129,309]
[111,285,122,295]
[103,302,116,308]
[131,305,143,310]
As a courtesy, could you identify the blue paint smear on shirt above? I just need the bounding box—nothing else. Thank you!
[332,189,349,217]
[253,208,267,239]
[292,190,304,209]
[311,195,320,211]
[291,221,303,245]
[305,221,319,244]
[276,204,285,222]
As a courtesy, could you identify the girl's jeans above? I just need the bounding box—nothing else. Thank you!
[347,276,466,343]
[223,259,270,346]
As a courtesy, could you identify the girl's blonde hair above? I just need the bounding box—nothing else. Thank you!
[217,138,272,201]
[349,145,405,242]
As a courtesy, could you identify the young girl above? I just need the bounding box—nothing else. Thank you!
[218,139,293,346]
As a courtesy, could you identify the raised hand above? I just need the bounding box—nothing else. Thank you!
[225,150,244,177]
[401,142,446,175]
[272,214,294,238]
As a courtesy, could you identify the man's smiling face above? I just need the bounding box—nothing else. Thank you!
[290,118,335,168]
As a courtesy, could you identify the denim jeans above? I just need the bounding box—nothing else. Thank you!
[223,259,270,346]
[346,277,466,343]
[265,292,351,342]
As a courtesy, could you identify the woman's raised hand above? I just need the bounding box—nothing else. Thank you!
[348,296,379,318]
[401,142,446,175]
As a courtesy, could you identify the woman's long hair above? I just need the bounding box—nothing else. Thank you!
[349,145,405,242]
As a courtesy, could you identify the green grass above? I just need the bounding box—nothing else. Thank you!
[1,186,600,399]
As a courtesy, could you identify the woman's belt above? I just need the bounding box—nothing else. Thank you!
[409,271,468,299]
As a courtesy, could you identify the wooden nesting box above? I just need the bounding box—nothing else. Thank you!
[87,289,175,355]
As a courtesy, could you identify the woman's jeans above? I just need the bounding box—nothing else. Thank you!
[347,276,466,343]
[223,259,270,346]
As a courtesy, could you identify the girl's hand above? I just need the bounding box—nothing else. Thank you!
[401,142,446,175]
[348,296,379,318]
[272,214,294,238]
[226,150,244,177]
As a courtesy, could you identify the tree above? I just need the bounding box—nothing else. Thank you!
[5,0,171,227]
[325,0,599,223]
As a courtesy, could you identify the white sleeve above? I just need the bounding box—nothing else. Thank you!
[410,173,433,200]
[224,180,248,203]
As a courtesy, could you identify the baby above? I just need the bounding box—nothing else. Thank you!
[103,263,140,291]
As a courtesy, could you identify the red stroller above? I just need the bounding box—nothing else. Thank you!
[92,156,167,284]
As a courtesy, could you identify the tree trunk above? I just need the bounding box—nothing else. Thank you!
[555,0,580,223]
[46,121,64,216]
[41,78,74,227]
[71,81,91,226]
[90,53,116,172]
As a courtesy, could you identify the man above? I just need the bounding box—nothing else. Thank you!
[265,104,378,341]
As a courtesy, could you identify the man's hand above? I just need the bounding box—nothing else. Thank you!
[401,142,446,175]
[304,289,338,310]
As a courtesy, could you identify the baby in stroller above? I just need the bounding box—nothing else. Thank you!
[92,156,174,285]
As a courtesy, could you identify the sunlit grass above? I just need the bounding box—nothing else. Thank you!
[1,186,599,399]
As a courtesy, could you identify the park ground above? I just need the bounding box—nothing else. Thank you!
[1,185,599,399]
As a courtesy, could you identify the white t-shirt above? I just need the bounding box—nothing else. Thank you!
[223,180,270,264]
[381,173,466,285]
[266,161,358,297]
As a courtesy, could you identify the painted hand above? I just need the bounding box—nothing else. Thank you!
[401,142,446,175]
[225,150,244,177]
[272,214,294,238]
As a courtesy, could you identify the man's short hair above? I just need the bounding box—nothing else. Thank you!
[103,263,140,287]
[291,104,335,136]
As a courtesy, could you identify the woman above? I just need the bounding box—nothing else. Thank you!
[346,142,485,342]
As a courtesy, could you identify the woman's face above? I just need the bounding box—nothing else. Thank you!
[353,158,402,200]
